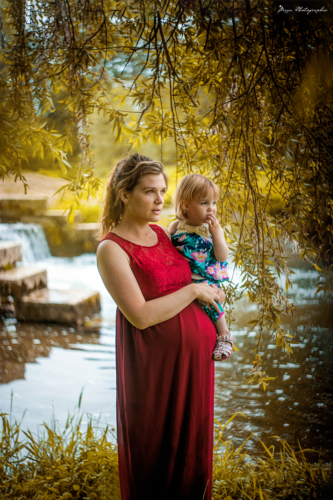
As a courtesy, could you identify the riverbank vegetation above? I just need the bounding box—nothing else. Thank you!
[0,410,330,500]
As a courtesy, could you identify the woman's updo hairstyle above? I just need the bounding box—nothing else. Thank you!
[100,153,168,236]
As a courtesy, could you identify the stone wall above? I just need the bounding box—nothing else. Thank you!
[0,198,99,257]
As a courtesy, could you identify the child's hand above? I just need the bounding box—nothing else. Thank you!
[206,214,222,235]
[207,214,229,261]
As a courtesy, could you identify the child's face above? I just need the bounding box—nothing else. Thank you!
[183,188,218,225]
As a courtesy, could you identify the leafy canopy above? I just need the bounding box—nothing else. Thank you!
[1,0,332,386]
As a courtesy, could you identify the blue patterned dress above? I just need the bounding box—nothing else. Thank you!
[171,220,229,323]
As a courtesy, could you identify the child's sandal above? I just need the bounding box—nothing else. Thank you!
[212,335,235,361]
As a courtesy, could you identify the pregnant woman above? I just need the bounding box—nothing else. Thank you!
[97,154,221,500]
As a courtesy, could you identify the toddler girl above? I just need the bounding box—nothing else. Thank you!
[169,173,234,361]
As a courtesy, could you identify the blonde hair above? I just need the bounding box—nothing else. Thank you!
[174,174,219,220]
[100,154,168,237]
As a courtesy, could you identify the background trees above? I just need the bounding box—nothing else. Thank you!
[1,0,332,384]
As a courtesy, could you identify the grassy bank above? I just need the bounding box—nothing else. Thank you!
[0,411,330,499]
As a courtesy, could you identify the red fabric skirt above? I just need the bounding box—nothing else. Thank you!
[116,301,216,500]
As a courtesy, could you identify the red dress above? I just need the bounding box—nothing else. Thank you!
[101,225,216,500]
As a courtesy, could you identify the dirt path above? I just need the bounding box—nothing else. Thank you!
[0,172,67,201]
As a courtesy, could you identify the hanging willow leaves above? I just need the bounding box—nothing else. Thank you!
[0,0,332,385]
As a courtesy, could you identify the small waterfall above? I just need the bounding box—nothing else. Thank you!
[0,223,51,263]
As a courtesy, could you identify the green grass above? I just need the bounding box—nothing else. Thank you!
[0,408,330,500]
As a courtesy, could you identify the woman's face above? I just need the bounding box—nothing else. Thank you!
[125,173,167,222]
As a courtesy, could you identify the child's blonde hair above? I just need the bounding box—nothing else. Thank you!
[174,174,219,220]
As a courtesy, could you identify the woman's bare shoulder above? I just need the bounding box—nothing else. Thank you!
[97,238,129,264]
[97,238,117,254]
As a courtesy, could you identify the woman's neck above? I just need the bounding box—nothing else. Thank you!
[113,216,157,245]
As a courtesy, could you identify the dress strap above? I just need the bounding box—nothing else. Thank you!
[100,231,123,245]
[99,231,133,256]
[150,224,168,239]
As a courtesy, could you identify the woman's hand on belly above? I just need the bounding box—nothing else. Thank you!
[218,288,225,303]
[191,274,225,304]
[192,282,221,313]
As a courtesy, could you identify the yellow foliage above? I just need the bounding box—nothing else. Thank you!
[1,0,333,383]
[0,411,330,500]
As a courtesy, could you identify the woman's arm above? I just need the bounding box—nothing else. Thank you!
[97,239,221,330]
[206,214,229,262]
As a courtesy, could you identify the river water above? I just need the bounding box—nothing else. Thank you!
[0,250,332,461]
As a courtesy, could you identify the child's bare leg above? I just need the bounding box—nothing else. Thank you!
[215,314,229,337]
[215,287,228,336]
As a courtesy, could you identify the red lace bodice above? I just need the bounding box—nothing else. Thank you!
[101,224,192,301]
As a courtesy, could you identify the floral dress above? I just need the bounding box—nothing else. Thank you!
[171,220,229,323]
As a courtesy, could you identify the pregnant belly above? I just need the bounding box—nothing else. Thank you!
[130,301,217,359]
[117,301,216,428]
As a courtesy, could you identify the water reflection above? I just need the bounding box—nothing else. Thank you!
[215,272,333,460]
[0,321,101,384]
[0,255,117,431]
[0,255,332,461]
